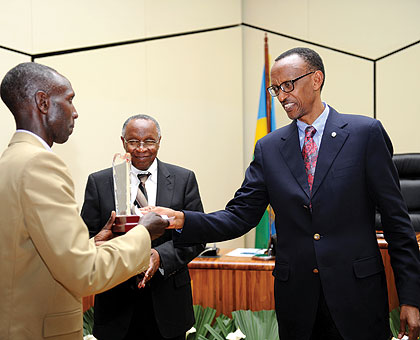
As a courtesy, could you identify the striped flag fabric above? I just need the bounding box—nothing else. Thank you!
[254,34,276,249]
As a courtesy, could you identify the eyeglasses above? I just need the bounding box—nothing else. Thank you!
[123,138,159,149]
[267,71,315,97]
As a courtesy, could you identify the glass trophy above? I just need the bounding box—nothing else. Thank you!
[112,153,140,233]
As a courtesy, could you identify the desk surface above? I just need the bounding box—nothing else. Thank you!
[189,248,274,271]
[376,231,420,248]
[190,232,420,270]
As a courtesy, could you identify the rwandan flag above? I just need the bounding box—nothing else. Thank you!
[254,34,276,249]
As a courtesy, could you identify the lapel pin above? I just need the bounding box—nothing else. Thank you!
[331,132,337,138]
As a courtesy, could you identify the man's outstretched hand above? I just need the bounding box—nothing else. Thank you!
[140,212,170,240]
[140,206,185,230]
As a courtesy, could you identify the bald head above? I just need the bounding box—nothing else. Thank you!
[1,62,59,115]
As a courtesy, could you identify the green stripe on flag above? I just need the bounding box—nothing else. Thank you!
[255,209,270,249]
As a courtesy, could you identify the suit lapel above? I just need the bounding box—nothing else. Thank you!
[311,108,349,197]
[278,121,311,198]
[155,159,174,206]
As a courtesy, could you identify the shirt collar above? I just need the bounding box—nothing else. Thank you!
[131,158,158,182]
[16,129,52,151]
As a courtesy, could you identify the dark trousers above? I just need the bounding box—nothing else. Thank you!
[120,286,185,340]
[309,289,344,340]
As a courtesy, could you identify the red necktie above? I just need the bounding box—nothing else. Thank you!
[302,126,318,192]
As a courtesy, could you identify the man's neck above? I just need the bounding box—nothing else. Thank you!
[15,111,53,147]
[298,100,325,125]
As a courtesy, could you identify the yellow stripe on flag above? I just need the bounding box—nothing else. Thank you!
[254,117,268,148]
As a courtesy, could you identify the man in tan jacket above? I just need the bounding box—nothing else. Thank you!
[0,62,169,339]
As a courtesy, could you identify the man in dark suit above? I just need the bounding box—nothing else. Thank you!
[81,114,205,340]
[152,48,420,340]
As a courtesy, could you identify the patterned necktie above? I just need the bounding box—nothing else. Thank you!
[133,172,151,289]
[134,172,150,208]
[302,126,318,192]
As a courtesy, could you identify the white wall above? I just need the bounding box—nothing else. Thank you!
[376,43,420,153]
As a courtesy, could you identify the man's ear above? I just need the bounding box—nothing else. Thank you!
[121,136,127,150]
[35,91,49,114]
[313,70,324,91]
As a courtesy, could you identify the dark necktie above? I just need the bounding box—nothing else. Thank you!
[302,126,318,192]
[132,172,151,289]
[134,172,150,208]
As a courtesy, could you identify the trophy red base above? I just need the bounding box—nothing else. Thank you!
[112,215,140,234]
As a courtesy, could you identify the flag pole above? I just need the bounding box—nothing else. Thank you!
[253,33,276,254]
[264,33,275,254]
[264,33,272,134]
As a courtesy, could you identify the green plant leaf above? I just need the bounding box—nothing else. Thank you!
[204,324,225,340]
[389,307,400,338]
[232,310,279,340]
[83,307,94,336]
[214,314,235,337]
[191,305,216,339]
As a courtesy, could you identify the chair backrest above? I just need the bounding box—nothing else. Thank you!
[393,153,420,232]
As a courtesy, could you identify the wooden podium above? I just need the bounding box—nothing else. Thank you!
[188,249,275,317]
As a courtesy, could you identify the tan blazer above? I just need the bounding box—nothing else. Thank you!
[0,132,151,339]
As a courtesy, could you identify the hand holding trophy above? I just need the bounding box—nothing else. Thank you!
[111,153,170,237]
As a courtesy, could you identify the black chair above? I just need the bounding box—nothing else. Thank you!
[394,153,420,232]
[376,153,420,232]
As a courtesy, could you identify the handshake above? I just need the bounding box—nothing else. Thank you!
[94,207,185,245]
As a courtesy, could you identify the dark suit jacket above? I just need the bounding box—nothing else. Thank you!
[175,108,420,340]
[81,159,205,339]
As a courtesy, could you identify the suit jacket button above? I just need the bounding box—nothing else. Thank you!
[313,233,321,240]
[313,268,319,274]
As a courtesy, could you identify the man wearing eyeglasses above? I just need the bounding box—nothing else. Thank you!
[152,47,420,340]
[81,114,205,340]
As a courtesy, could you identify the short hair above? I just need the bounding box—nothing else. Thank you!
[121,114,161,139]
[275,47,325,91]
[0,62,59,113]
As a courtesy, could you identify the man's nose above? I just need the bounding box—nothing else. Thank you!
[135,142,147,151]
[277,90,288,103]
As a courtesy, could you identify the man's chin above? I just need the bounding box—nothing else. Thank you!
[55,135,70,145]
[285,109,304,121]
[286,111,299,121]
[132,161,152,171]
